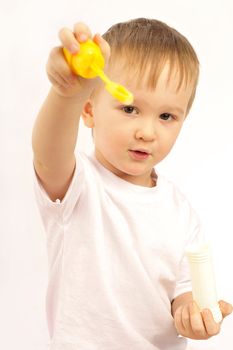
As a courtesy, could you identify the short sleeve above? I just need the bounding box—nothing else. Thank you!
[33,153,85,232]
[172,204,205,300]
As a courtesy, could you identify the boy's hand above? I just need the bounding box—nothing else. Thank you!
[46,22,110,98]
[174,300,233,340]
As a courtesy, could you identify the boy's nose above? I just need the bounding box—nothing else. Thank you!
[135,121,157,141]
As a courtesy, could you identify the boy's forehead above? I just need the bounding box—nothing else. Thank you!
[106,60,193,97]
[106,60,147,88]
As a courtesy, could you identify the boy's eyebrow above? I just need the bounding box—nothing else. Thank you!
[132,97,186,115]
[112,96,185,115]
[163,106,185,115]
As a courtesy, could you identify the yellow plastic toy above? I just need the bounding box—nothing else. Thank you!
[63,40,133,105]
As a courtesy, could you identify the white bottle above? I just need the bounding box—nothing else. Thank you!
[186,244,222,323]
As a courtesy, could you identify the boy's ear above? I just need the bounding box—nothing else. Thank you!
[81,99,95,128]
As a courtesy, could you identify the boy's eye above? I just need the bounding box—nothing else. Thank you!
[160,113,173,121]
[122,105,138,114]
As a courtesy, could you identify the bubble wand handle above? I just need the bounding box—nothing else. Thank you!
[90,63,112,85]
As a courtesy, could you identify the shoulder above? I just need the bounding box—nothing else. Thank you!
[157,172,203,245]
[157,171,199,221]
[157,171,189,203]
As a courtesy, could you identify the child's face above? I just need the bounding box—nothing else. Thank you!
[82,62,193,187]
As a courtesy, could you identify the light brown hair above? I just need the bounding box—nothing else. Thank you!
[102,18,199,115]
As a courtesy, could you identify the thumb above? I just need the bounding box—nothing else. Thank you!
[93,34,111,63]
[219,300,233,318]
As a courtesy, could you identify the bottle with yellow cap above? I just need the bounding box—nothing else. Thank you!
[63,40,133,105]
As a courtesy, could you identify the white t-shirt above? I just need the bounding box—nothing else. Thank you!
[34,151,204,350]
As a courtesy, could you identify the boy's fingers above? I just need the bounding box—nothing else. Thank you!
[219,300,233,318]
[181,304,191,331]
[93,34,111,62]
[59,24,110,65]
[189,302,206,338]
[48,72,69,89]
[202,309,220,336]
[174,306,185,334]
[59,27,80,54]
[59,23,92,55]
[48,47,74,80]
[73,22,92,41]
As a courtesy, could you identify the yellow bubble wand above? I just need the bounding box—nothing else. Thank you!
[63,40,133,105]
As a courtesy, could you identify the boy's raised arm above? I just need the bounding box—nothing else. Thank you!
[32,23,110,201]
[32,87,89,201]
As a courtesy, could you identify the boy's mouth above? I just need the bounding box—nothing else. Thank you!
[129,149,151,160]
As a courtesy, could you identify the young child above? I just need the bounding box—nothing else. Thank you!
[32,18,232,350]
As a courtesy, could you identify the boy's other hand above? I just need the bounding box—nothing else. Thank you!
[46,22,110,98]
[174,300,233,340]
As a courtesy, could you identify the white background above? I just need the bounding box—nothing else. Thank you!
[0,0,233,349]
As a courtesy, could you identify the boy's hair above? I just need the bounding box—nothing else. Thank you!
[102,18,199,115]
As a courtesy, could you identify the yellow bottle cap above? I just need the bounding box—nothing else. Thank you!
[63,40,104,78]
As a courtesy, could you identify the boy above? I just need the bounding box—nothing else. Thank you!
[32,18,232,349]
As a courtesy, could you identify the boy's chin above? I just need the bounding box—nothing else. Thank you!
[117,166,153,181]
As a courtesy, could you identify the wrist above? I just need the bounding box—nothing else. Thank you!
[50,85,91,104]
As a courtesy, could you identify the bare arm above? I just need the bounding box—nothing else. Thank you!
[32,87,89,201]
[32,23,110,201]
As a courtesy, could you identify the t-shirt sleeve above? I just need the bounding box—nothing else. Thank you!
[172,203,205,300]
[33,152,85,233]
